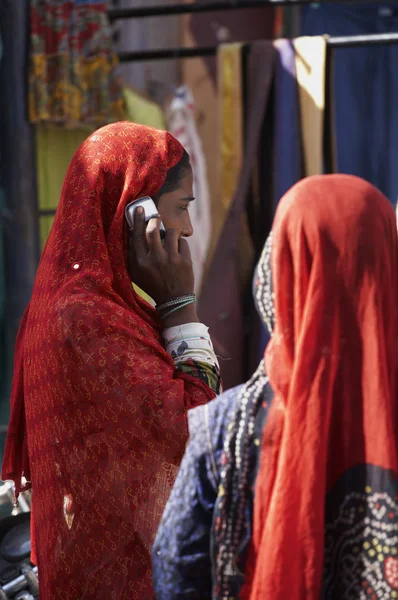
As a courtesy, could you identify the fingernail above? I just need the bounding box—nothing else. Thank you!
[136,206,144,215]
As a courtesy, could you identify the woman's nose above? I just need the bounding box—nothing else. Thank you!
[182,215,194,238]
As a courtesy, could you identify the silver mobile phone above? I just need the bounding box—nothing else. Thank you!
[125,196,166,239]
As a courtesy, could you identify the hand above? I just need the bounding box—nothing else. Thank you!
[128,207,195,306]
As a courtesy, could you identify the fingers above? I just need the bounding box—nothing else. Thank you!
[163,228,179,258]
[146,216,164,257]
[131,206,148,261]
[178,238,192,263]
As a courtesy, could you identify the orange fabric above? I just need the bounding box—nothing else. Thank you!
[243,175,398,599]
[2,122,215,599]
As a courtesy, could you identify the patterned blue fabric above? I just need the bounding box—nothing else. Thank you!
[152,386,242,600]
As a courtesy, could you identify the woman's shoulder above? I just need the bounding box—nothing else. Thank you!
[188,385,242,429]
[187,385,243,455]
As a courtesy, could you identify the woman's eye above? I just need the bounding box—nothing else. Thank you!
[179,206,189,212]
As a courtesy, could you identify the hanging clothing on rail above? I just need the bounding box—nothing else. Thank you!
[302,2,398,206]
[273,39,303,208]
[166,86,212,295]
[199,42,277,390]
[211,43,244,266]
[36,126,94,248]
[29,0,124,125]
[217,44,255,296]
[293,36,327,177]
[249,38,304,370]
[123,87,166,131]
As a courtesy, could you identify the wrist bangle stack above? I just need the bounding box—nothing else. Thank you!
[156,294,196,319]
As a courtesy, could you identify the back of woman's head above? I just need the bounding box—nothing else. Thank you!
[267,174,398,402]
[246,174,398,600]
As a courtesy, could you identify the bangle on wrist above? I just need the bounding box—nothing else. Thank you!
[156,294,196,319]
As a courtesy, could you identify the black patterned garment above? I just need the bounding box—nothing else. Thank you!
[322,464,398,599]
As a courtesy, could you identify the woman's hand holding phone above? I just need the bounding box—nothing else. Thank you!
[128,207,199,326]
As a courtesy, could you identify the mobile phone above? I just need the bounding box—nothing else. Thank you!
[125,196,166,239]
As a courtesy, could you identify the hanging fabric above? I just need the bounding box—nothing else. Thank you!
[293,36,327,177]
[36,125,94,248]
[217,43,255,299]
[29,0,125,125]
[208,43,244,267]
[199,42,277,390]
[249,37,304,371]
[166,85,212,295]
[273,39,303,207]
[301,3,398,207]
[123,87,166,131]
[273,7,284,38]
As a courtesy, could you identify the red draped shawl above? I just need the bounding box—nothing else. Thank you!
[244,175,398,599]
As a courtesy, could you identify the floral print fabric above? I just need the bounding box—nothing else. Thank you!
[29,0,125,124]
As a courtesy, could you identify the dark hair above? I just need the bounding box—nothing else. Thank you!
[154,150,191,203]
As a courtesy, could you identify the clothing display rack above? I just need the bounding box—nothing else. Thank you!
[38,0,398,219]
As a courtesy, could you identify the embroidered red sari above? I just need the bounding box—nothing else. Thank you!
[244,175,398,599]
[2,122,215,599]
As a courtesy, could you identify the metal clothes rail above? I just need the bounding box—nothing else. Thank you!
[108,0,383,21]
[117,32,398,62]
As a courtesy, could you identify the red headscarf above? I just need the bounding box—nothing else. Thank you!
[2,122,215,600]
[244,175,398,598]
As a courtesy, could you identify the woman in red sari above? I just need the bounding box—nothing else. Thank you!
[1,122,220,599]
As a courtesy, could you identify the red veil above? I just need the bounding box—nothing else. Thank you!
[244,175,398,598]
[2,122,215,599]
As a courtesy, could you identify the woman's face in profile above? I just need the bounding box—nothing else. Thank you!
[157,169,195,239]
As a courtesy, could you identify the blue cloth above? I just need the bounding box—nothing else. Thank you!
[255,39,303,364]
[302,2,398,206]
[273,39,303,209]
[152,386,242,600]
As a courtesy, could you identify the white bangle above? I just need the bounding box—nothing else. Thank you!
[162,323,219,368]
